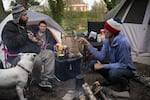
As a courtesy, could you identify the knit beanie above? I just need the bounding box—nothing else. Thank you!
[11,3,26,24]
[104,18,122,35]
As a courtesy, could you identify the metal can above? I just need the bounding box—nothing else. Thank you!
[57,45,65,60]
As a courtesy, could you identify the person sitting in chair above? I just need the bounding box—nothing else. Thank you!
[35,20,56,51]
[1,3,55,91]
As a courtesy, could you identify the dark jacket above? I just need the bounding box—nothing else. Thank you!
[36,29,56,51]
[1,20,40,62]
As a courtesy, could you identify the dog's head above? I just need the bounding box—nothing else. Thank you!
[17,53,37,72]
[18,53,37,61]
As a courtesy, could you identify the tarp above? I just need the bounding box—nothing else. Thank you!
[105,0,150,65]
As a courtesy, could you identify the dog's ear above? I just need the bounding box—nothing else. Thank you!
[17,53,23,56]
[33,53,37,56]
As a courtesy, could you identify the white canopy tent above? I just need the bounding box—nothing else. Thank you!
[105,0,150,65]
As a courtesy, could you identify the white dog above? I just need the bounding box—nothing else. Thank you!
[0,53,37,100]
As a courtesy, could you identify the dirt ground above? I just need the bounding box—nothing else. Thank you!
[0,62,150,100]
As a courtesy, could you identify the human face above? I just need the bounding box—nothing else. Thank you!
[20,11,28,22]
[38,23,47,33]
[104,28,113,38]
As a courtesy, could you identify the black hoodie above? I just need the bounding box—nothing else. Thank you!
[1,20,40,62]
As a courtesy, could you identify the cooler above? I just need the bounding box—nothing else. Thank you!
[55,57,82,81]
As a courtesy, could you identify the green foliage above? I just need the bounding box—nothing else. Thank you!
[0,0,7,22]
[39,10,52,17]
[28,0,39,5]
[10,0,39,9]
[10,1,15,6]
[63,11,88,33]
[48,0,65,25]
[63,1,107,33]
[103,0,121,11]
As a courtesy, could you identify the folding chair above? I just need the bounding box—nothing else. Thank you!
[0,41,17,69]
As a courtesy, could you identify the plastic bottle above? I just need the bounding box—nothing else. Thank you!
[58,45,65,60]
[54,45,58,57]
[97,34,101,42]
[64,45,69,59]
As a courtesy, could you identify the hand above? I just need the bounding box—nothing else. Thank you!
[78,37,91,47]
[27,32,34,40]
[37,39,44,45]
[94,61,104,70]
[27,33,37,42]
[32,37,44,45]
[27,32,43,45]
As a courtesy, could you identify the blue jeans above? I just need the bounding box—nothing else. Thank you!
[89,60,135,87]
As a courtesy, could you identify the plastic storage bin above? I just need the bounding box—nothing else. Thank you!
[55,57,82,81]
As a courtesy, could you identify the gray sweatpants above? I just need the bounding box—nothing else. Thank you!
[32,50,55,82]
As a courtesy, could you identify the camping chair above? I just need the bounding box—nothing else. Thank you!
[0,41,18,69]
[0,42,36,94]
[0,42,4,69]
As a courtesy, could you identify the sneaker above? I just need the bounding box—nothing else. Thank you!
[121,85,130,91]
[116,84,130,92]
[38,81,52,89]
[31,79,39,86]
[48,77,64,87]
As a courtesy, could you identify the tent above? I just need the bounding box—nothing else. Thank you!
[105,0,150,65]
[0,10,66,67]
[0,10,66,43]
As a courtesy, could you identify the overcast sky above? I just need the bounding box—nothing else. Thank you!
[84,0,100,10]
[2,0,100,10]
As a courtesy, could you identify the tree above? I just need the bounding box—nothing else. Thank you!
[103,0,121,11]
[89,0,107,21]
[48,0,64,25]
[11,0,39,9]
[0,0,6,22]
[28,0,39,6]
[0,0,40,22]
[16,0,28,9]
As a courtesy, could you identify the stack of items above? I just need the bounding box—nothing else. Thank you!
[78,81,130,100]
